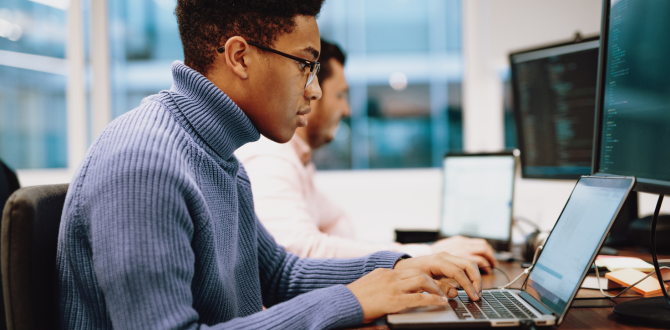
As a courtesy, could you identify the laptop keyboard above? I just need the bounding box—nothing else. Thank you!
[454,291,537,320]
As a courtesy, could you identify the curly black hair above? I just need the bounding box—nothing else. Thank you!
[176,0,326,75]
[317,38,346,87]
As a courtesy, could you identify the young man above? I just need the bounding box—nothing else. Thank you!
[236,40,498,271]
[57,1,483,329]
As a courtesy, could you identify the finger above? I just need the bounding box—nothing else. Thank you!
[444,256,483,295]
[467,240,498,268]
[479,243,498,268]
[470,256,492,274]
[404,293,448,308]
[451,268,480,300]
[434,278,459,298]
[400,272,447,298]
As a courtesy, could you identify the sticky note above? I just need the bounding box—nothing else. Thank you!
[595,257,654,272]
[605,268,669,297]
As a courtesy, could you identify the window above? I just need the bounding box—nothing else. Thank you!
[315,0,464,169]
[1,0,465,173]
[0,1,68,169]
[108,0,182,119]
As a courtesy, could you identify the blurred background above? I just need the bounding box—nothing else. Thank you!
[10,0,663,244]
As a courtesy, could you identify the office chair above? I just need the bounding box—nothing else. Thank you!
[1,184,68,330]
[0,160,20,213]
[0,160,20,330]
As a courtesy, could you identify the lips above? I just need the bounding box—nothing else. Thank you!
[297,107,312,116]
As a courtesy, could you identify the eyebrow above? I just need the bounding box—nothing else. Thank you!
[303,46,320,61]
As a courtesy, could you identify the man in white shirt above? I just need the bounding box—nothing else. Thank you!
[236,39,498,271]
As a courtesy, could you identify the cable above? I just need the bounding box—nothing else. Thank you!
[594,263,670,298]
[498,245,543,290]
[479,266,511,285]
[515,216,541,231]
[519,319,538,330]
[594,194,670,301]
[514,216,541,236]
[649,194,670,306]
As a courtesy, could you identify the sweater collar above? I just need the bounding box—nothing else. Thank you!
[167,61,260,160]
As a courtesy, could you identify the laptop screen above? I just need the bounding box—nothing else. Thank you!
[525,177,634,317]
[440,154,515,246]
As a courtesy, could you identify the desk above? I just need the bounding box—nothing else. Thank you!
[353,249,668,329]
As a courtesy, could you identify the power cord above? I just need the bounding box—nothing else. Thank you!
[479,266,511,283]
[593,262,670,298]
[498,246,543,290]
[514,216,541,237]
[519,319,538,330]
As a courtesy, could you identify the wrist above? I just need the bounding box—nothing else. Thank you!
[393,255,411,269]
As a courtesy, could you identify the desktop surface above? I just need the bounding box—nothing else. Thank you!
[350,248,670,330]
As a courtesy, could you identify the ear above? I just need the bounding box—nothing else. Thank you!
[221,36,251,80]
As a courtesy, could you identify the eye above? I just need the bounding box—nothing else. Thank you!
[296,61,308,71]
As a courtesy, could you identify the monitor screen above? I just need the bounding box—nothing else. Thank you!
[526,176,633,319]
[510,40,600,179]
[440,154,515,246]
[595,0,670,187]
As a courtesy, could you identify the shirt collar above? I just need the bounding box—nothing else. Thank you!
[166,61,260,160]
[291,134,312,166]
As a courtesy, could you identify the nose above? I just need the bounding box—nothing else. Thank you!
[305,77,322,101]
[342,100,352,117]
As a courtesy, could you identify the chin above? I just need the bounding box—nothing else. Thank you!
[264,129,294,144]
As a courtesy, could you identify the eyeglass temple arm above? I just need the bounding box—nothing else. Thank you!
[217,41,318,72]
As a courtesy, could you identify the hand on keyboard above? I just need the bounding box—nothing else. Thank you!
[394,252,482,300]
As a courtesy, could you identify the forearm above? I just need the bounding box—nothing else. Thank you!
[257,224,406,305]
[272,227,431,258]
[202,285,362,330]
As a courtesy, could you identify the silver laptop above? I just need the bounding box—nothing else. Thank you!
[388,176,635,328]
[440,152,516,253]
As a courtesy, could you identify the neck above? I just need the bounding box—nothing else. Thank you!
[295,128,316,152]
[205,67,251,111]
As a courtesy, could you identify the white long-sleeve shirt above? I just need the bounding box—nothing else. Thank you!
[235,134,432,258]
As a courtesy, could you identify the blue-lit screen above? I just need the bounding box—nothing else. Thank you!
[526,177,632,317]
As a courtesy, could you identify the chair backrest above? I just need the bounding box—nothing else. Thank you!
[1,184,68,330]
[0,160,20,330]
[0,160,20,215]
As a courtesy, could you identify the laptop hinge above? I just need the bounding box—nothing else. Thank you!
[518,291,556,316]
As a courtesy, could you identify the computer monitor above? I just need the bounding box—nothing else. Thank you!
[593,0,670,325]
[439,152,515,251]
[592,0,670,195]
[510,37,600,179]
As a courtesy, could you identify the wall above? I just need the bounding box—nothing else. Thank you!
[315,169,670,245]
[462,0,603,153]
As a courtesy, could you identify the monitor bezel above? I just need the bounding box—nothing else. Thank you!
[509,35,600,180]
[439,151,516,251]
[591,0,670,195]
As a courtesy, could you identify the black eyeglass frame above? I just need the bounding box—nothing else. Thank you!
[216,41,320,74]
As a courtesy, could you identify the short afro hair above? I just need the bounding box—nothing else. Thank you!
[317,38,346,87]
[176,0,326,75]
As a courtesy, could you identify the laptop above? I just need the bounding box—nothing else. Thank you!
[388,176,635,328]
[439,152,516,254]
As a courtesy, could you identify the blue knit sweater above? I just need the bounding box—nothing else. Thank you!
[57,62,405,329]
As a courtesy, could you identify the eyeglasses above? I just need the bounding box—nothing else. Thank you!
[217,41,321,89]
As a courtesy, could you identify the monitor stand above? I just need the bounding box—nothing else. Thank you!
[613,297,670,326]
[613,194,670,327]
[604,192,638,247]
